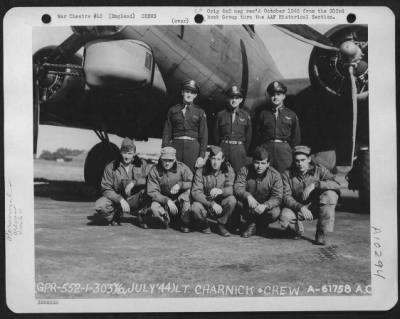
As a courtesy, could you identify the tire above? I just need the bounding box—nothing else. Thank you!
[358,149,370,213]
[84,142,120,189]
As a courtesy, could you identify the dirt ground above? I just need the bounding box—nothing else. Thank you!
[34,159,371,299]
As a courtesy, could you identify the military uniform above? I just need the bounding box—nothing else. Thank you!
[191,160,236,235]
[256,81,301,172]
[214,108,252,173]
[280,146,341,244]
[95,156,151,223]
[234,164,283,235]
[162,80,208,172]
[146,160,193,228]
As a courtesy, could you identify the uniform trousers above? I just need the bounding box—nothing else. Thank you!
[95,190,147,222]
[236,200,281,228]
[143,190,191,228]
[191,195,237,227]
[279,190,339,234]
[221,143,248,173]
[171,139,200,172]
[263,141,293,173]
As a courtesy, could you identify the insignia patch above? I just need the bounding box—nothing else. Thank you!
[285,116,292,120]
[239,118,245,122]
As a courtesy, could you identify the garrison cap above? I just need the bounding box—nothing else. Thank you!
[120,138,136,153]
[207,145,224,157]
[160,146,176,160]
[266,81,287,94]
[182,79,200,93]
[227,85,243,97]
[294,145,312,156]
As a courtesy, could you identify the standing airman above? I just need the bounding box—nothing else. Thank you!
[214,85,252,173]
[256,81,301,173]
[162,79,208,172]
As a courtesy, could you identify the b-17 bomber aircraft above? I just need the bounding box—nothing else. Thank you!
[33,24,369,209]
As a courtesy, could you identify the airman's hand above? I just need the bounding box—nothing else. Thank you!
[247,195,258,209]
[254,204,267,215]
[211,202,223,215]
[167,200,178,215]
[300,206,313,221]
[210,188,223,199]
[302,183,315,201]
[195,157,206,168]
[119,198,130,213]
[170,184,180,195]
[124,181,135,196]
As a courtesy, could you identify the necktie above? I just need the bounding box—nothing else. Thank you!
[182,104,189,117]
[232,111,236,123]
[273,108,279,119]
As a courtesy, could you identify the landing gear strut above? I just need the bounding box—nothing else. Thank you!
[84,130,120,189]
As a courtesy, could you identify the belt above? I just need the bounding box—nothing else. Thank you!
[222,140,243,145]
[174,136,196,141]
[268,139,287,143]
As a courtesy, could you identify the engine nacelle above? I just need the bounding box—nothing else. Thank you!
[84,40,154,88]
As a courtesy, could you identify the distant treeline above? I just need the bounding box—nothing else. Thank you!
[39,148,86,161]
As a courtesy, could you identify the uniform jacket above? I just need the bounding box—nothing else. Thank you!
[257,105,301,147]
[191,162,235,208]
[234,164,283,210]
[101,156,152,204]
[214,108,252,151]
[162,103,208,157]
[147,160,193,204]
[282,163,341,212]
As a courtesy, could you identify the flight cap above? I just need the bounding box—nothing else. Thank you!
[182,79,200,93]
[227,85,243,98]
[294,145,312,156]
[120,138,136,153]
[160,146,177,160]
[267,81,287,94]
[207,145,224,157]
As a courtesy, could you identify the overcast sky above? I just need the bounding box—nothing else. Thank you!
[34,24,332,155]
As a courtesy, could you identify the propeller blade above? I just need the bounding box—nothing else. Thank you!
[46,33,86,64]
[274,25,339,51]
[348,64,358,166]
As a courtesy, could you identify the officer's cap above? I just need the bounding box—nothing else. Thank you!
[182,79,200,93]
[294,145,311,156]
[120,138,136,153]
[160,146,176,160]
[227,85,243,98]
[266,81,287,95]
[207,145,224,157]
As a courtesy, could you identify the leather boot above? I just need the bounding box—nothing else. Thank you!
[241,222,256,238]
[315,230,326,245]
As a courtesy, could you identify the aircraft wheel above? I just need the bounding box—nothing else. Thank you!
[358,149,370,213]
[84,142,120,189]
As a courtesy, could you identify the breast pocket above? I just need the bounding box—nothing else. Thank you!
[171,110,184,125]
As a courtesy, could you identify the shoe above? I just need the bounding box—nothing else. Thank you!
[137,213,148,229]
[180,226,190,233]
[201,227,211,234]
[217,224,230,237]
[241,223,256,238]
[314,230,326,245]
[293,221,304,240]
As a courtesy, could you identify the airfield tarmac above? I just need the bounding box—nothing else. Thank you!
[34,159,371,299]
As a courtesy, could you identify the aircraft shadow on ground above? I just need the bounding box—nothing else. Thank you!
[34,178,98,202]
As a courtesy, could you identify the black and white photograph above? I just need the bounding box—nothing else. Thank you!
[3,6,397,312]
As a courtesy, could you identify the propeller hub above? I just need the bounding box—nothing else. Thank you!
[340,41,362,62]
